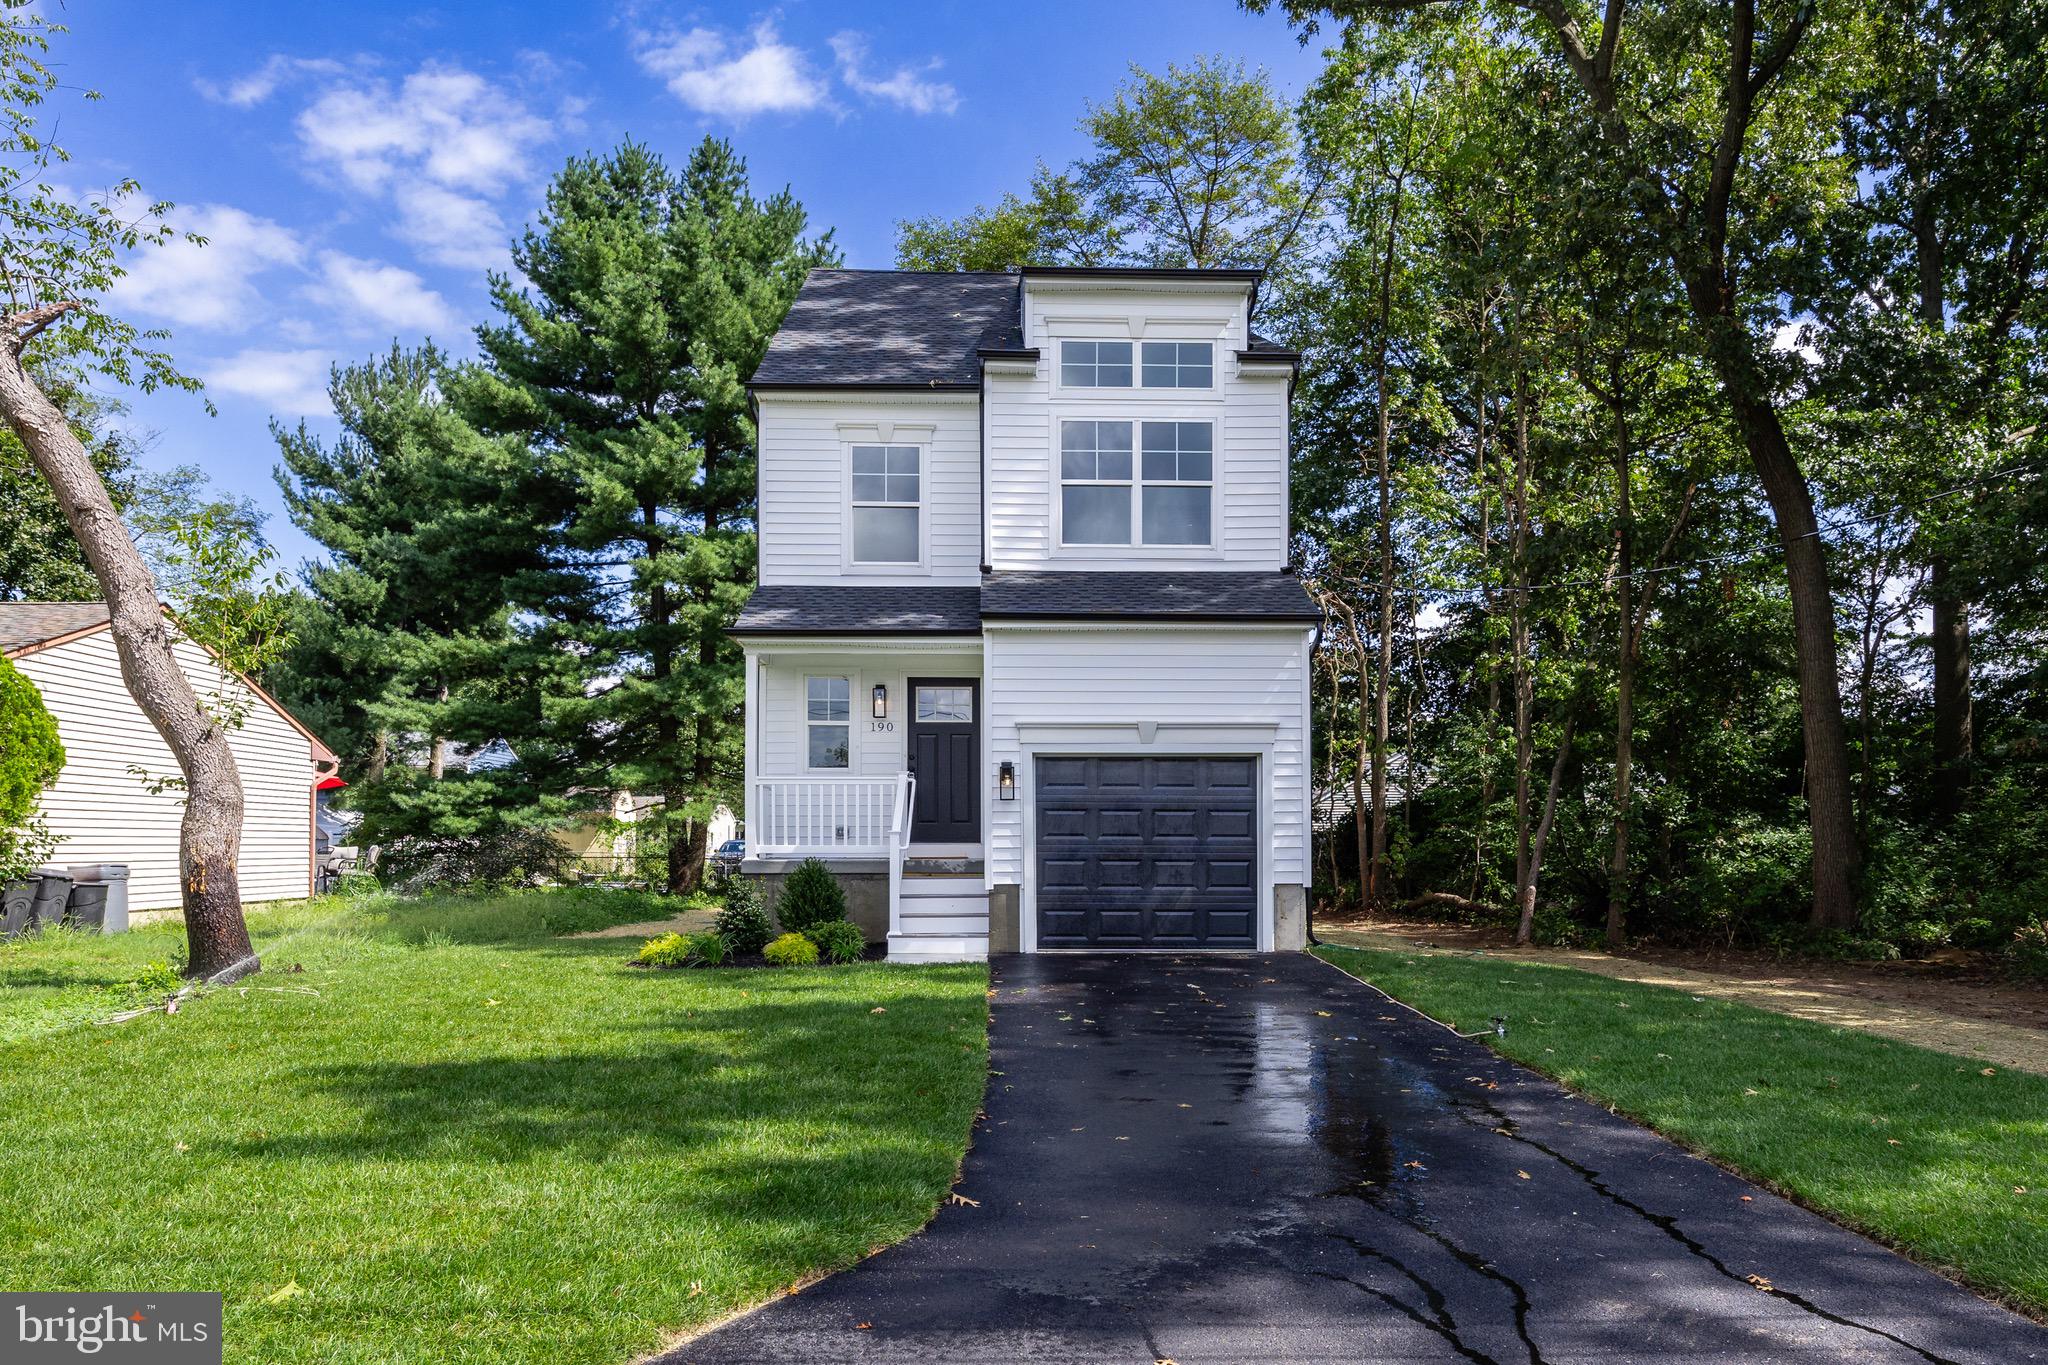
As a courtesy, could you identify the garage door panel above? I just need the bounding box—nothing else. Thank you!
[1034,755,1258,949]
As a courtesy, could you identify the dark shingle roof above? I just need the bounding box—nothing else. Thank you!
[980,572,1321,622]
[731,585,983,635]
[0,600,111,653]
[751,271,1021,389]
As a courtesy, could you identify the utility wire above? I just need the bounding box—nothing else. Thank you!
[1312,453,2047,603]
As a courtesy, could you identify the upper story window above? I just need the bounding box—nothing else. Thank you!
[1141,341,1213,388]
[1059,419,1214,548]
[1060,339,1132,388]
[805,675,851,769]
[850,444,920,564]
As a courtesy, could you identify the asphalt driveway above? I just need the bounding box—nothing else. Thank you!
[666,951,2047,1364]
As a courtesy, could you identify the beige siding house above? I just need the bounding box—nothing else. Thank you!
[2,602,338,912]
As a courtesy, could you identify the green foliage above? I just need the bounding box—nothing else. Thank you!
[636,932,691,967]
[0,654,61,881]
[330,871,383,899]
[774,858,848,935]
[377,815,572,895]
[1528,904,1587,949]
[2006,921,2048,981]
[762,932,819,968]
[713,877,775,955]
[804,920,866,965]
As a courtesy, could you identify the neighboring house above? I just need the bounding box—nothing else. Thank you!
[733,266,1319,962]
[1,601,339,912]
[552,791,738,879]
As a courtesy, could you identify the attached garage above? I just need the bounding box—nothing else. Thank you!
[1035,755,1259,948]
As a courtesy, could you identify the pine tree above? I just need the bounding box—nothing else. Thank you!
[459,138,836,893]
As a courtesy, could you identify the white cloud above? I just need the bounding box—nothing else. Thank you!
[307,252,457,333]
[297,65,549,194]
[194,54,347,109]
[392,182,511,271]
[829,33,959,115]
[633,20,828,117]
[107,205,304,330]
[203,347,334,416]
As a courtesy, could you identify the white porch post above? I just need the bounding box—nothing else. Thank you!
[742,650,762,854]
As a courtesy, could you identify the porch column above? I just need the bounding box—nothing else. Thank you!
[743,650,762,850]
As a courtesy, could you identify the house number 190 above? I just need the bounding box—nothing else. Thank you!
[869,721,895,733]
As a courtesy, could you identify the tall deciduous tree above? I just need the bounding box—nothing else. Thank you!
[461,138,834,893]
[0,9,258,978]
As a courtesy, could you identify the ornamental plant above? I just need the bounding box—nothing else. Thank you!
[804,920,865,965]
[774,858,847,935]
[713,877,774,955]
[0,655,62,882]
[762,932,819,968]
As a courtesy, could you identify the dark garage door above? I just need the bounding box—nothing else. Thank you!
[1035,755,1258,948]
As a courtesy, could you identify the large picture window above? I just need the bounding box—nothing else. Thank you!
[1059,420,1214,548]
[805,676,850,769]
[1059,339,1133,388]
[850,444,920,564]
[1141,341,1213,388]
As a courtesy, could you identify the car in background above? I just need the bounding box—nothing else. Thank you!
[711,838,746,879]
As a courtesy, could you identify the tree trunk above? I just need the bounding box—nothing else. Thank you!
[1509,368,1535,929]
[1607,412,1635,948]
[1365,159,1409,907]
[1929,557,1973,818]
[1516,712,1577,946]
[0,337,254,980]
[427,682,450,779]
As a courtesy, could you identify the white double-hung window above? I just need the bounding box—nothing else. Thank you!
[805,676,851,769]
[1059,339,1133,387]
[1140,341,1213,388]
[1059,419,1213,548]
[850,444,920,564]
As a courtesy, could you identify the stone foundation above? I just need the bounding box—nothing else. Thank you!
[989,883,1021,953]
[1274,883,1308,950]
[741,861,890,944]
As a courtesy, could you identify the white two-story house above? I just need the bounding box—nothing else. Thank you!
[733,266,1320,961]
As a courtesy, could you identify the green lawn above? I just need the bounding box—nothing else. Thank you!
[1313,943,2048,1316]
[0,890,990,1364]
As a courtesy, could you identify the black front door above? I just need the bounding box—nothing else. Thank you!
[907,677,979,843]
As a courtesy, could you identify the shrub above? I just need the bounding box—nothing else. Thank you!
[636,932,692,967]
[331,871,384,899]
[690,930,732,966]
[2007,921,2048,981]
[1530,903,1587,948]
[381,824,572,894]
[805,920,865,964]
[774,858,848,935]
[763,931,819,967]
[0,656,63,883]
[714,877,775,955]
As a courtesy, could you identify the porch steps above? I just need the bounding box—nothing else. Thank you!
[889,874,989,963]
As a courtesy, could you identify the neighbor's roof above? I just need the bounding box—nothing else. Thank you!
[731,585,984,635]
[980,571,1321,622]
[0,600,112,654]
[750,271,1021,390]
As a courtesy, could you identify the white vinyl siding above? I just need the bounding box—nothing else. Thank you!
[13,628,322,912]
[756,395,979,585]
[984,626,1312,888]
[753,650,982,781]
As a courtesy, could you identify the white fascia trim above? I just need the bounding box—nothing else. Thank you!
[745,636,985,658]
[982,621,1313,636]
[754,390,978,408]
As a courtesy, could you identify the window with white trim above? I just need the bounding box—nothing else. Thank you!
[1059,420,1134,545]
[1141,341,1213,388]
[805,675,850,769]
[1139,421,1214,545]
[1059,419,1214,548]
[850,444,920,564]
[1059,339,1133,388]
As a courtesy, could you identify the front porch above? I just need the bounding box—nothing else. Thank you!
[740,638,990,961]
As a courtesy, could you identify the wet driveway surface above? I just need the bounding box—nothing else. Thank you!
[667,952,2047,1364]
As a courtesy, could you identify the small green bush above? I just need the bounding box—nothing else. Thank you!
[805,920,865,964]
[2007,921,2048,981]
[763,931,818,967]
[636,932,692,967]
[1530,903,1587,948]
[331,871,383,899]
[690,931,731,966]
[0,655,63,883]
[714,877,775,955]
[775,858,847,935]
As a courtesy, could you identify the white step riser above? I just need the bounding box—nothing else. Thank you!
[899,895,989,915]
[897,913,989,936]
[888,933,989,964]
[899,877,984,894]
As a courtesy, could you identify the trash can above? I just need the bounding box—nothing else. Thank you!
[67,863,129,934]
[28,870,72,930]
[1,880,33,938]
[65,881,108,930]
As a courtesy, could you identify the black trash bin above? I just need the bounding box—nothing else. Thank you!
[28,871,72,930]
[1,880,33,938]
[65,881,108,931]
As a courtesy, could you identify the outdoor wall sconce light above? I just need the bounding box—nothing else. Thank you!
[998,761,1016,800]
[872,684,887,719]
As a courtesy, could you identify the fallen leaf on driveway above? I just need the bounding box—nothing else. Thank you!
[1404,1160,1425,1170]
[1740,1196,1753,1203]
[948,1192,980,1207]
[1516,1170,1530,1180]
[1746,1275,1774,1293]
[855,1322,873,1330]
[1316,1010,1332,1017]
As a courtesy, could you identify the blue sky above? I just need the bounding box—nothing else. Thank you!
[53,2,1326,570]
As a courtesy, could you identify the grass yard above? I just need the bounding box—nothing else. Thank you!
[0,890,990,1364]
[1314,943,2048,1316]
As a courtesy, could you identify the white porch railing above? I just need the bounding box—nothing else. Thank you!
[751,774,911,856]
[886,770,914,942]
